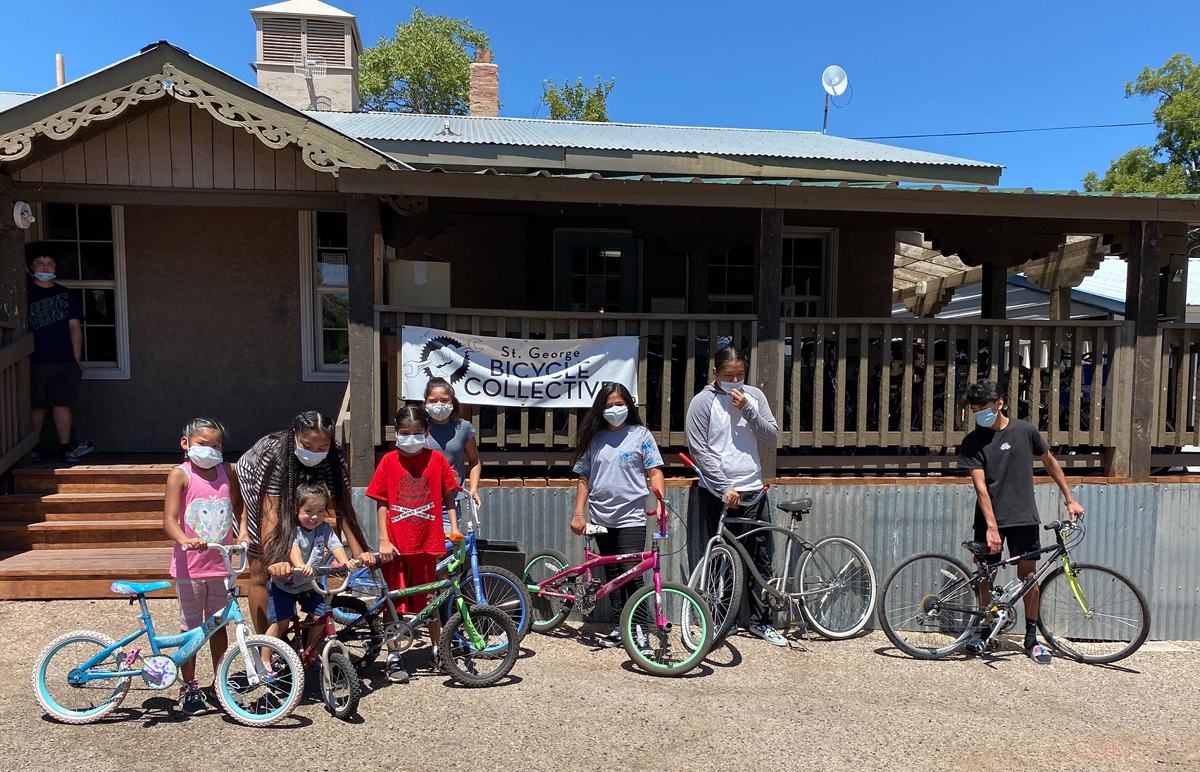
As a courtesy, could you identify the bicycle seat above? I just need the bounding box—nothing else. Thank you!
[110,580,172,596]
[962,541,993,557]
[775,498,812,519]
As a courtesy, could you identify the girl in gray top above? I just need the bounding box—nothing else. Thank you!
[572,382,664,647]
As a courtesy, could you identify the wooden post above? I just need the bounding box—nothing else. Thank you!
[347,194,377,487]
[1164,251,1189,322]
[980,262,1007,320]
[1048,287,1071,320]
[687,251,709,314]
[1124,221,1162,483]
[753,209,783,483]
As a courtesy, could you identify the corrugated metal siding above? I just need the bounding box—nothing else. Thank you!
[305,111,999,169]
[351,482,1200,638]
[0,92,35,113]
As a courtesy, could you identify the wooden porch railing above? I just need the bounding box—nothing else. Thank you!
[0,321,36,475]
[377,306,757,451]
[1157,323,1200,448]
[778,319,1122,450]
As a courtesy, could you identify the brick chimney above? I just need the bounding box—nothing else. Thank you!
[469,48,498,117]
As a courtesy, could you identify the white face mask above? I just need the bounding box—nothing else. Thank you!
[187,445,223,469]
[720,380,745,393]
[603,405,629,427]
[425,402,454,421]
[396,433,427,454]
[294,446,328,467]
[33,272,56,282]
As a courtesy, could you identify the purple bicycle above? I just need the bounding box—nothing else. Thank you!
[523,491,714,677]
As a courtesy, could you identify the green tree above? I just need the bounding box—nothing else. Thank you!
[1084,54,1200,193]
[359,7,490,114]
[540,76,615,122]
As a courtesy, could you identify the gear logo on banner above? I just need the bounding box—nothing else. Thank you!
[412,335,472,385]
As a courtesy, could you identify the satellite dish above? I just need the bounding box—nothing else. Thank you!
[12,201,34,230]
[822,65,848,96]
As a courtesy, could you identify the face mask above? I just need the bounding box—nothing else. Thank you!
[603,405,629,427]
[187,445,223,469]
[425,402,454,421]
[294,446,328,467]
[974,407,999,428]
[33,272,56,282]
[396,433,426,454]
[720,380,745,393]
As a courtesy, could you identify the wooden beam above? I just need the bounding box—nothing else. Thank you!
[980,262,1007,319]
[1125,221,1162,482]
[347,194,377,487]
[754,208,783,483]
[13,182,345,210]
[1164,251,1189,322]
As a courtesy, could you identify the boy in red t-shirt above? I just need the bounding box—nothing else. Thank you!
[366,404,460,684]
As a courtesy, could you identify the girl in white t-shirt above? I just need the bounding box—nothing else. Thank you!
[571,383,664,647]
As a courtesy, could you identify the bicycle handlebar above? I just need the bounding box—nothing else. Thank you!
[676,453,768,509]
[1043,515,1083,532]
[291,563,355,595]
[183,542,248,577]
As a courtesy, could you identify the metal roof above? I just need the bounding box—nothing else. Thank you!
[307,111,1002,170]
[0,92,35,113]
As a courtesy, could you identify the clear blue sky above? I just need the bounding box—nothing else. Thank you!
[2,0,1196,189]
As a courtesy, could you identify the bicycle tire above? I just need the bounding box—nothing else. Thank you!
[523,549,574,633]
[794,536,877,640]
[33,630,130,724]
[879,552,980,659]
[463,565,533,640]
[686,542,743,646]
[214,634,304,727]
[322,650,362,720]
[331,595,385,668]
[440,604,519,687]
[1037,562,1150,664]
[621,581,713,677]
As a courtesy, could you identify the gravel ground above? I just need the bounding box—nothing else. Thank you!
[2,598,1198,772]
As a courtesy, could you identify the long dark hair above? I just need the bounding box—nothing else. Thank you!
[264,411,367,566]
[394,403,430,431]
[269,482,334,564]
[713,345,748,375]
[423,377,461,418]
[572,382,641,465]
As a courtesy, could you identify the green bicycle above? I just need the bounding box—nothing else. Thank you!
[879,515,1150,664]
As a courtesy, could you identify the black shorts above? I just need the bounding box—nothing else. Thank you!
[972,523,1041,565]
[30,362,82,409]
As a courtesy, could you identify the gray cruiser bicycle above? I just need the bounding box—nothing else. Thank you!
[679,454,877,645]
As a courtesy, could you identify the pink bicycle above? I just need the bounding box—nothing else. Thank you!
[522,491,713,677]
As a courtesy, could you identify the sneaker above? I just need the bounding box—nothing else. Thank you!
[63,442,93,465]
[597,626,622,648]
[178,681,206,715]
[1027,644,1052,665]
[965,637,1000,656]
[633,624,652,655]
[749,623,788,647]
[385,652,409,684]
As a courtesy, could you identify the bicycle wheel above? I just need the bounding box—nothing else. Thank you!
[463,565,533,640]
[1038,562,1150,664]
[33,630,130,724]
[686,543,743,646]
[523,549,574,633]
[322,650,362,720]
[621,581,713,677]
[793,536,877,640]
[440,604,519,687]
[879,553,980,659]
[214,634,304,727]
[331,595,385,668]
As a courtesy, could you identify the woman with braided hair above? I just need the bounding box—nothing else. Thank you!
[236,411,374,636]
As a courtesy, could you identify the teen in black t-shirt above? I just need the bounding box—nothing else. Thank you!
[958,378,1084,662]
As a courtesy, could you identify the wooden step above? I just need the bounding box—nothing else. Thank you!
[1,492,165,522]
[0,519,172,550]
[13,465,173,494]
[0,547,177,599]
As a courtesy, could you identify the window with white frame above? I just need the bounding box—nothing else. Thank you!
[36,203,130,379]
[300,211,350,380]
[707,230,835,316]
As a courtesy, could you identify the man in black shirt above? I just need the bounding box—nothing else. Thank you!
[26,243,91,464]
[958,379,1083,663]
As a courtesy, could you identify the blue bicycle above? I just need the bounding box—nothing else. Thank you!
[330,496,531,666]
[32,544,304,727]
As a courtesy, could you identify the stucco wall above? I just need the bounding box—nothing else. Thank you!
[74,205,345,452]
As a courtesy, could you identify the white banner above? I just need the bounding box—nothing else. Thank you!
[401,326,640,408]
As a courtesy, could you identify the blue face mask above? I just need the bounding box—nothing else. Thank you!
[33,272,56,282]
[974,406,999,428]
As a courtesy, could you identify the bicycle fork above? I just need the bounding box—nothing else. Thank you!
[235,623,262,687]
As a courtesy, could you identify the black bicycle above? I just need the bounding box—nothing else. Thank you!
[879,516,1150,664]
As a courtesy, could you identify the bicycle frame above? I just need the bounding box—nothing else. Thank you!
[68,545,262,689]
